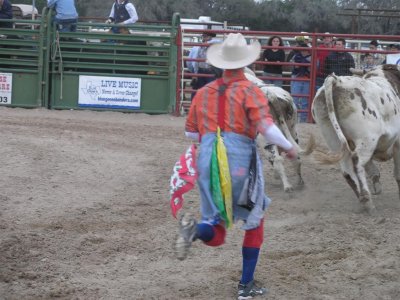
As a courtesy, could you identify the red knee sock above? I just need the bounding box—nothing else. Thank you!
[203,224,226,247]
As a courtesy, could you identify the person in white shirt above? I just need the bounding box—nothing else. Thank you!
[105,0,138,34]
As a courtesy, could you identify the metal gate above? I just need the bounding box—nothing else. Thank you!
[0,11,46,108]
[46,11,179,113]
[0,10,180,114]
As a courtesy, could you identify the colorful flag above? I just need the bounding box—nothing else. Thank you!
[210,138,228,224]
[216,127,233,228]
[210,128,233,228]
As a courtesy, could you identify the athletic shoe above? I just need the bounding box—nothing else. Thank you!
[238,280,268,299]
[175,213,197,261]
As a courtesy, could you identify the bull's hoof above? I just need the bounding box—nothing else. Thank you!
[284,185,294,193]
[371,182,382,195]
[362,201,377,216]
[296,178,305,186]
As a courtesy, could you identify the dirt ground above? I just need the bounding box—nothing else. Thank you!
[0,107,399,300]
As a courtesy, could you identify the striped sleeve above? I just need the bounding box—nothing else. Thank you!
[185,96,199,133]
[244,85,274,128]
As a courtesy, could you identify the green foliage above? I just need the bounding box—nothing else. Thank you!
[15,0,399,34]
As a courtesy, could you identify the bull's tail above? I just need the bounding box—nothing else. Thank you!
[304,133,344,164]
[313,148,345,164]
[302,134,316,156]
[303,132,344,162]
[314,75,350,164]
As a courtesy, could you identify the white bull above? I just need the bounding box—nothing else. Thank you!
[311,64,400,213]
[245,70,304,192]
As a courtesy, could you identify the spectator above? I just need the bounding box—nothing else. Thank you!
[382,44,400,64]
[0,0,13,29]
[261,35,285,87]
[178,32,297,300]
[47,0,78,32]
[368,40,384,65]
[105,0,138,34]
[315,32,333,90]
[324,38,355,76]
[187,32,221,98]
[302,33,311,47]
[287,35,307,62]
[369,39,378,49]
[388,44,400,51]
[291,42,311,122]
[361,53,375,72]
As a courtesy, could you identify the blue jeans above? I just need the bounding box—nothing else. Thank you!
[54,18,77,32]
[291,77,310,122]
[263,72,283,87]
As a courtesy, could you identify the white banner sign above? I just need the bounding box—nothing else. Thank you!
[0,73,12,105]
[386,53,400,65]
[79,75,141,109]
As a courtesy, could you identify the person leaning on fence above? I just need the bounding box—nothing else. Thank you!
[187,32,222,99]
[0,0,13,29]
[324,38,355,76]
[261,35,285,87]
[105,0,138,34]
[290,42,311,123]
[177,33,297,300]
[47,0,78,32]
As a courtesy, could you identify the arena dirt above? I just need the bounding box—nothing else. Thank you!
[0,107,399,300]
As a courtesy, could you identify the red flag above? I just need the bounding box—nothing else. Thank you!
[169,144,198,218]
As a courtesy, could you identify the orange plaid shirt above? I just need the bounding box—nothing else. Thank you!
[185,69,274,139]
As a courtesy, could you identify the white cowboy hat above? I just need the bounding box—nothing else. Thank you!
[206,33,261,70]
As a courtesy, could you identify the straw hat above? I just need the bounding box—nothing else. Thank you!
[206,33,261,70]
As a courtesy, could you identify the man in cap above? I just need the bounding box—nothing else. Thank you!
[176,33,297,299]
[286,35,306,62]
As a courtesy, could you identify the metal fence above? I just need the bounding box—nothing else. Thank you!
[178,29,400,122]
[1,13,399,118]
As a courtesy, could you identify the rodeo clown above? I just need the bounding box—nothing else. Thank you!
[175,33,297,299]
